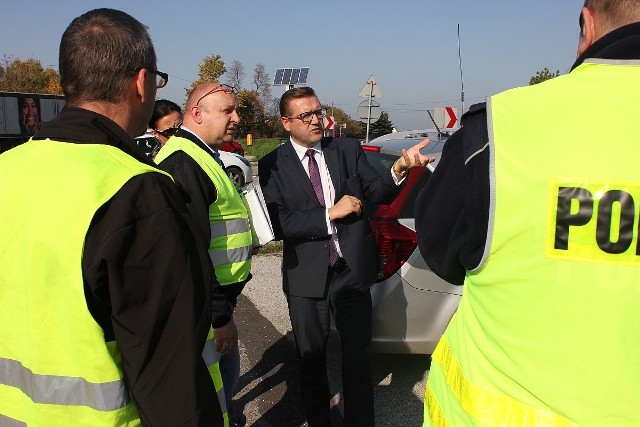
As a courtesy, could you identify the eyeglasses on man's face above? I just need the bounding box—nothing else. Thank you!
[134,68,168,89]
[287,108,327,125]
[195,84,238,106]
[154,122,182,138]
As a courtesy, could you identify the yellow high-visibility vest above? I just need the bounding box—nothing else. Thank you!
[0,141,162,426]
[156,136,252,286]
[425,60,640,426]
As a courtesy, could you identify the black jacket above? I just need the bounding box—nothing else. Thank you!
[31,108,224,426]
[259,137,399,297]
[415,22,640,286]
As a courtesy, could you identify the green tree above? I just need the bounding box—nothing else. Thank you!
[321,104,366,139]
[236,89,264,137]
[186,54,226,98]
[529,67,561,85]
[362,110,394,140]
[0,55,61,94]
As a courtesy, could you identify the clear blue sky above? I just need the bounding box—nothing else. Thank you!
[1,0,584,131]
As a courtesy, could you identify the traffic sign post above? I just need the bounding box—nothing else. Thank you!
[433,107,459,130]
[323,115,335,137]
[359,75,382,143]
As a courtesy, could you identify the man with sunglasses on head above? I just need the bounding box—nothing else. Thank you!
[416,1,640,426]
[0,8,224,427]
[155,81,253,427]
[258,86,433,426]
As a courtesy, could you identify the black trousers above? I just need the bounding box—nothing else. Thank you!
[287,262,374,427]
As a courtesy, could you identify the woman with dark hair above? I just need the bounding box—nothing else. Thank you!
[149,99,182,158]
[19,96,41,135]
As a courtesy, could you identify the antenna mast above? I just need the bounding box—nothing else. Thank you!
[457,24,465,114]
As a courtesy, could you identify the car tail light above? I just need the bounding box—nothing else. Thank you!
[369,168,425,282]
[361,145,381,152]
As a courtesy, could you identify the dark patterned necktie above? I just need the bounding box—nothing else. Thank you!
[306,149,339,266]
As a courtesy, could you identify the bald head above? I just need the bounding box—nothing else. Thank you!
[578,0,640,57]
[183,82,240,147]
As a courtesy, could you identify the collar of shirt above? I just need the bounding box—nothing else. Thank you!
[179,125,223,166]
[290,137,322,163]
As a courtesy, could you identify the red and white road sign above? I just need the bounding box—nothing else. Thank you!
[445,107,457,128]
[323,115,334,130]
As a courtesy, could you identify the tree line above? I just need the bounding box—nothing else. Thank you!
[1,53,561,140]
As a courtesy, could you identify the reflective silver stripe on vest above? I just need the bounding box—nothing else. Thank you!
[202,339,220,367]
[201,340,227,413]
[218,388,227,414]
[0,413,27,427]
[209,245,253,266]
[0,357,130,412]
[210,218,250,239]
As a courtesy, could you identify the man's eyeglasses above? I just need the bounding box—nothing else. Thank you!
[287,108,327,125]
[134,68,168,89]
[196,84,238,106]
[154,122,181,138]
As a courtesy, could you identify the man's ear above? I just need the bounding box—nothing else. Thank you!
[281,116,291,132]
[577,6,596,57]
[190,105,204,125]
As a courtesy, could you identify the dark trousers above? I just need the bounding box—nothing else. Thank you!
[287,263,374,427]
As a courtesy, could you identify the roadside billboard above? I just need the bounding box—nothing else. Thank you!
[0,92,66,138]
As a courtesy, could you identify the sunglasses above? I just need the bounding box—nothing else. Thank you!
[196,84,238,106]
[154,122,182,138]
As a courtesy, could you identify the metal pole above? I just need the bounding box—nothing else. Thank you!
[458,24,465,114]
[365,81,373,143]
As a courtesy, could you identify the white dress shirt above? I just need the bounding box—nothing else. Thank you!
[290,139,344,257]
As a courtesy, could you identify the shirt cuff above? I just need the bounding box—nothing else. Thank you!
[391,167,406,185]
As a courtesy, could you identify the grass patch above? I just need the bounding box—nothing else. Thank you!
[236,138,282,161]
[257,240,283,255]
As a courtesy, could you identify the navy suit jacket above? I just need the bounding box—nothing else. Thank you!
[258,137,400,297]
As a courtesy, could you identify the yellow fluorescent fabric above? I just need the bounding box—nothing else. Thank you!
[0,141,169,426]
[156,136,252,285]
[424,60,640,426]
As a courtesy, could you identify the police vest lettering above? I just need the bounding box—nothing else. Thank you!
[549,180,640,264]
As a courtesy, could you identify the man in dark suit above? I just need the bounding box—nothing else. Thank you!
[258,87,433,426]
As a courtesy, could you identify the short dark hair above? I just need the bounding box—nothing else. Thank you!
[583,0,640,32]
[59,8,157,106]
[149,99,182,129]
[279,86,317,117]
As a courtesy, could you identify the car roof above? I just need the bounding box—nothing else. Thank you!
[363,137,447,170]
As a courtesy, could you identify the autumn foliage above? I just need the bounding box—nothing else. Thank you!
[0,55,62,94]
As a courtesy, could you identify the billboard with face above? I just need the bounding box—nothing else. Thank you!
[0,92,65,138]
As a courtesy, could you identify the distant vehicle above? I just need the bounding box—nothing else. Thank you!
[221,150,253,188]
[135,134,253,189]
[360,137,460,354]
[135,131,157,156]
[369,129,453,144]
[218,140,245,156]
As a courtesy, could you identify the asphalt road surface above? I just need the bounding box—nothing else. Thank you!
[232,254,431,426]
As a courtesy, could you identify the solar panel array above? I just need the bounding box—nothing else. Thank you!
[273,67,310,86]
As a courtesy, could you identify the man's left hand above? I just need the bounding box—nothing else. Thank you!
[393,138,436,177]
[214,318,238,354]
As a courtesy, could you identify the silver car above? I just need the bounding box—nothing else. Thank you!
[361,137,461,354]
